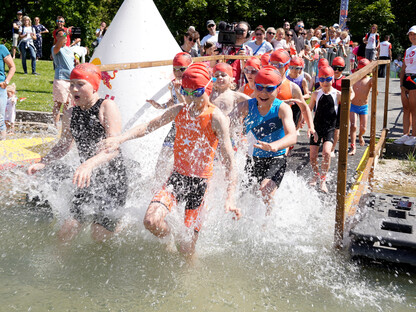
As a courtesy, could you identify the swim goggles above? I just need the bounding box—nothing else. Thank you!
[255,84,279,92]
[332,66,345,71]
[244,68,258,74]
[270,60,290,68]
[180,79,212,98]
[318,76,333,82]
[289,66,303,70]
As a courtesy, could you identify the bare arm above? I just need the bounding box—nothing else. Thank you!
[0,55,16,89]
[291,83,314,132]
[211,109,241,220]
[53,35,67,55]
[100,104,183,152]
[301,78,310,100]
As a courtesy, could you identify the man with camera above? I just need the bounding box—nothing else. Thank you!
[219,21,253,88]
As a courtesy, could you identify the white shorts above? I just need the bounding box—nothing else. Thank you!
[53,79,72,104]
[12,34,19,47]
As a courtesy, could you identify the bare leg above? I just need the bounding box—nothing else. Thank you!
[179,232,199,263]
[309,145,320,186]
[143,202,170,238]
[401,89,411,135]
[0,130,6,140]
[320,141,333,193]
[331,129,339,157]
[53,101,63,127]
[58,218,82,243]
[90,223,118,242]
[259,178,278,215]
[359,114,368,146]
[349,112,357,155]
[409,90,416,136]
[12,47,16,59]
[153,146,174,191]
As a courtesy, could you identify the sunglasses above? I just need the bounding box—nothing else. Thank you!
[300,33,306,36]
[332,66,345,71]
[289,66,303,70]
[286,33,293,37]
[188,37,198,43]
[267,32,276,36]
[56,20,65,23]
[270,60,290,68]
[318,76,333,82]
[244,69,258,74]
[208,24,215,28]
[297,25,304,28]
[255,83,281,92]
[173,67,187,72]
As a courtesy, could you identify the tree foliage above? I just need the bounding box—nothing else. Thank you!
[0,0,411,60]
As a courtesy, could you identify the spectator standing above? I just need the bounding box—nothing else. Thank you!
[52,29,75,127]
[393,55,403,78]
[274,28,287,50]
[363,24,380,61]
[19,16,39,75]
[378,35,392,78]
[200,20,218,48]
[293,20,305,55]
[265,27,279,50]
[93,22,107,48]
[244,26,273,56]
[283,21,291,33]
[33,17,49,60]
[221,21,253,89]
[180,30,199,57]
[395,26,416,146]
[53,16,72,47]
[12,10,23,59]
[0,44,16,139]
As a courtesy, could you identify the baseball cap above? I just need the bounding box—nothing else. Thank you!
[407,26,416,35]
[206,20,215,27]
[17,10,23,14]
[333,23,340,29]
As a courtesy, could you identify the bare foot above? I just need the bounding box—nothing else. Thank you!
[309,173,320,186]
[348,144,356,156]
[320,179,328,193]
[359,136,365,146]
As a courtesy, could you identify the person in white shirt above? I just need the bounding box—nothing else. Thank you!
[395,26,416,146]
[244,26,274,56]
[377,35,392,78]
[363,24,380,61]
[393,55,403,78]
[18,16,38,75]
[200,20,218,51]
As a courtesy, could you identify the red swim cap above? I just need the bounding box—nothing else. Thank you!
[332,57,345,67]
[173,52,192,67]
[290,56,303,67]
[213,62,233,78]
[182,63,211,90]
[270,49,290,63]
[70,63,101,91]
[254,65,283,86]
[357,58,371,70]
[245,56,262,70]
[260,53,271,66]
[318,58,329,69]
[318,66,334,78]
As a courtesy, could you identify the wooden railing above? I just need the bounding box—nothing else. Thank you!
[334,60,391,248]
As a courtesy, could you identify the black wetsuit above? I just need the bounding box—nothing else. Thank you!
[310,89,339,146]
[70,98,128,231]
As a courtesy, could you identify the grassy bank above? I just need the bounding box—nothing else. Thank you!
[9,59,54,112]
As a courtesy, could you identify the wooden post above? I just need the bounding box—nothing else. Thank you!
[369,65,379,185]
[384,61,391,129]
[335,79,351,248]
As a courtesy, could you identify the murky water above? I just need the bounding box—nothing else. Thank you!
[0,150,415,311]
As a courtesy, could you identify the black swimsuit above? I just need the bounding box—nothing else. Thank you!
[69,99,128,231]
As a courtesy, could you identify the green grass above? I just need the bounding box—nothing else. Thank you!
[9,59,54,112]
[404,152,416,174]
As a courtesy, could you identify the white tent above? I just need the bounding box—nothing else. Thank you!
[90,0,180,166]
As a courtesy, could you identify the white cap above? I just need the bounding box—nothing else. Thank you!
[310,36,320,42]
[407,26,416,34]
[333,23,340,28]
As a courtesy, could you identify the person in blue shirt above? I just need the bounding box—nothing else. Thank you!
[230,66,297,215]
[0,45,16,139]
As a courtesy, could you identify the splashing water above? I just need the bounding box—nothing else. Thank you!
[0,136,415,311]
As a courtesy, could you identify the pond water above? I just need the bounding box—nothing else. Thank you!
[0,151,415,311]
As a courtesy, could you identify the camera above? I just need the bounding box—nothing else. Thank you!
[71,27,82,38]
[218,21,240,46]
